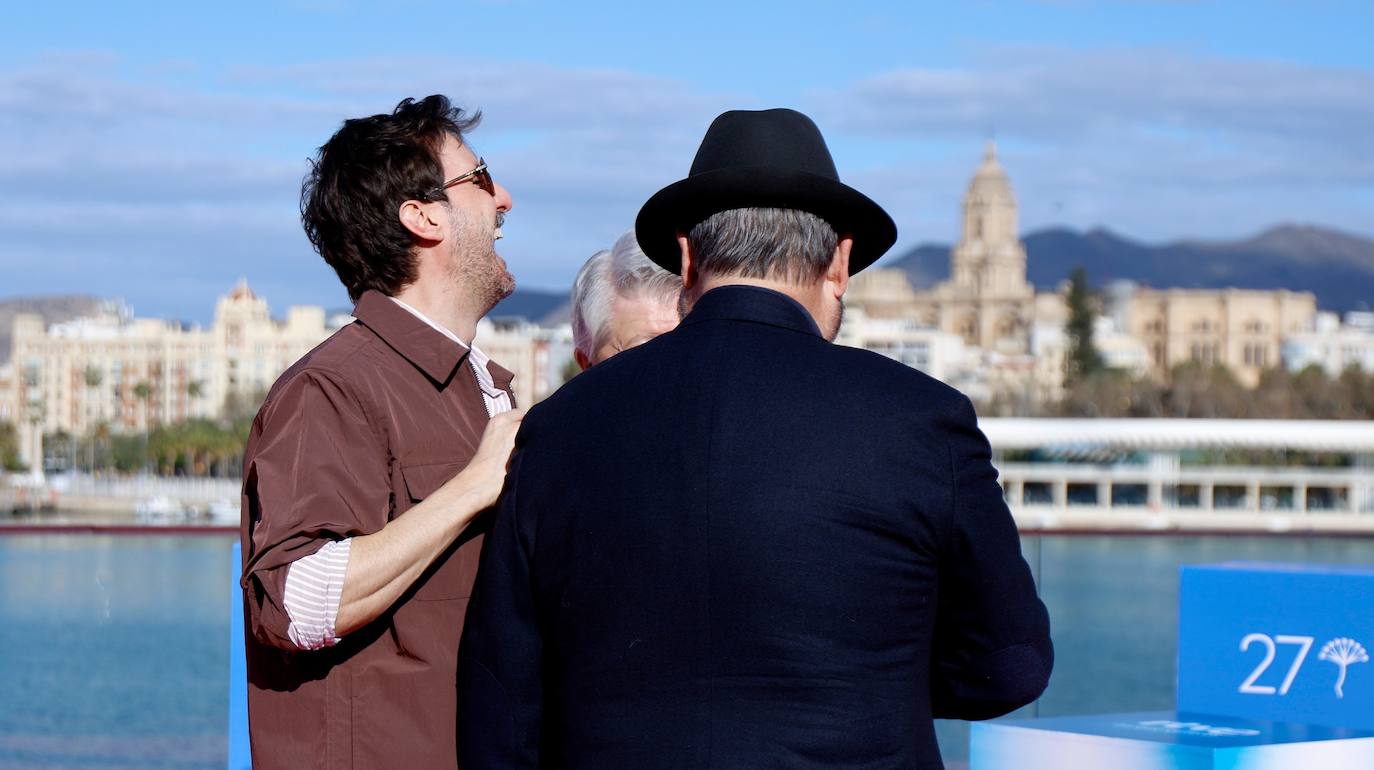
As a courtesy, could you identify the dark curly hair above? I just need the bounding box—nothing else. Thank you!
[301,95,482,302]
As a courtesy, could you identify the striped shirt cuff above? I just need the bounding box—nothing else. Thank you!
[282,538,352,650]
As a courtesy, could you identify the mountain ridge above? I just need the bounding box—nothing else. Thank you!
[3,224,1369,360]
[884,223,1374,312]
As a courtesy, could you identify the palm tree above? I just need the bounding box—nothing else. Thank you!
[132,381,154,472]
[187,379,205,420]
[82,366,103,470]
[132,381,153,417]
[83,365,103,402]
[92,421,112,473]
[0,421,22,472]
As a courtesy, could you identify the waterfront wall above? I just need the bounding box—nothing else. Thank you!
[10,463,1374,532]
[7,474,243,514]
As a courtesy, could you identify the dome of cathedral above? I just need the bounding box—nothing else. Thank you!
[965,140,1015,205]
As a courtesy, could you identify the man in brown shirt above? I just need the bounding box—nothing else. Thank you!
[239,95,523,769]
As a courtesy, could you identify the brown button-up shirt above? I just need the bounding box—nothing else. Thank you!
[239,289,514,770]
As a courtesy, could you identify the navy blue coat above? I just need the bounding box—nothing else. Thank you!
[459,285,1052,770]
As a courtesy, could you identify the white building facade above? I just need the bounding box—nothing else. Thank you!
[835,307,972,385]
[1283,311,1374,376]
[474,318,574,408]
[6,282,339,468]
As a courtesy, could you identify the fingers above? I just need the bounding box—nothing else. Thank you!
[474,408,525,459]
[481,409,524,475]
[489,410,523,441]
[486,407,525,431]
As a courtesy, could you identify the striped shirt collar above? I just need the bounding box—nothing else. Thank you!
[387,296,507,401]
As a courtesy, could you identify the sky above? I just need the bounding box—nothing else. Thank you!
[1,0,1371,323]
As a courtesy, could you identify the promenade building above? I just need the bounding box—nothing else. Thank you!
[2,282,583,470]
[1282,311,1374,377]
[984,418,1374,525]
[6,281,339,469]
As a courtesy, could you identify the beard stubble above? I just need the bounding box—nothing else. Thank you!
[447,207,515,314]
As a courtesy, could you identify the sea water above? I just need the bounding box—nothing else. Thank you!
[2,532,1371,769]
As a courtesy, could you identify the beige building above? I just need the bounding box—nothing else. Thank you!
[848,142,1066,404]
[1119,287,1316,387]
[851,142,1051,356]
[6,281,339,468]
[849,141,1320,396]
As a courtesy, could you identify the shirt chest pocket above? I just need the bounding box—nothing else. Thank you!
[400,459,462,506]
[399,460,484,601]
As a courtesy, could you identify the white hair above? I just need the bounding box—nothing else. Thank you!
[571,230,682,358]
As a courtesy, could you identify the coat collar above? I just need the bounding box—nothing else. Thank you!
[681,284,823,338]
[351,290,515,390]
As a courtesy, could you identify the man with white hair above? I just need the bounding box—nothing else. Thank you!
[570,230,682,369]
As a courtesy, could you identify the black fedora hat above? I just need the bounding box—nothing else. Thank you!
[635,108,897,276]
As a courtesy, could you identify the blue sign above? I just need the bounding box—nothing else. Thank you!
[229,543,251,770]
[972,710,1374,770]
[1178,562,1374,731]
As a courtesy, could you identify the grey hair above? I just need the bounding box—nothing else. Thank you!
[571,230,683,358]
[687,207,837,284]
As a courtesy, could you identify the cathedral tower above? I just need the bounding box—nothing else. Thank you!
[950,141,1029,297]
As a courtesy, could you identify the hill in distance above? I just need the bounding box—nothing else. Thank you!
[490,289,570,326]
[0,295,105,363]
[6,224,1368,352]
[887,223,1374,313]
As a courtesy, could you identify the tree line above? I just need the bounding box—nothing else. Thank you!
[38,418,252,477]
[1054,362,1373,419]
[3,278,1369,477]
[0,388,265,477]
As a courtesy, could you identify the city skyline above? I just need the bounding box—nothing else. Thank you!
[1,0,1371,323]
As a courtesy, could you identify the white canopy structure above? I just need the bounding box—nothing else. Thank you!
[979,419,1374,454]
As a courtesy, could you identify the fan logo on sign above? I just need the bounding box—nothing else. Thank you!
[1319,638,1369,699]
[1238,633,1368,699]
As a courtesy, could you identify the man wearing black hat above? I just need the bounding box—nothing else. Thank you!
[458,109,1052,769]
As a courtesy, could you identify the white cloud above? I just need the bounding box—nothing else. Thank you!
[808,47,1374,245]
[819,47,1374,148]
[0,46,1371,321]
[222,57,745,134]
[0,52,740,319]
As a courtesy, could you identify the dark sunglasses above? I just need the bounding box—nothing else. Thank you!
[426,158,494,200]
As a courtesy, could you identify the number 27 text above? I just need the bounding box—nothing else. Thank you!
[1238,633,1314,696]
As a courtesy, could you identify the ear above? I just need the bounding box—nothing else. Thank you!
[574,348,592,371]
[677,235,698,290]
[398,199,446,244]
[826,236,853,300]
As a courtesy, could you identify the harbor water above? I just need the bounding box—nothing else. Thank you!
[1,530,1371,769]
